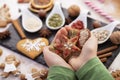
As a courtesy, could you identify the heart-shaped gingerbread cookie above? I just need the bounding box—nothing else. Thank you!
[16,38,49,59]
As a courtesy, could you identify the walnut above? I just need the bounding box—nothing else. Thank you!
[39,28,52,37]
[67,5,80,17]
[110,31,120,44]
[0,30,10,39]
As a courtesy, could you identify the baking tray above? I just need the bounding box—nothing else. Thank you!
[0,8,120,68]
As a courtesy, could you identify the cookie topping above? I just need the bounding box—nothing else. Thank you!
[21,39,47,51]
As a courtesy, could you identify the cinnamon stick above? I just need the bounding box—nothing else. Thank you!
[97,45,118,55]
[100,58,107,63]
[98,52,112,59]
[12,20,26,39]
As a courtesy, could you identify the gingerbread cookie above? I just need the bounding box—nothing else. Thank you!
[0,55,21,78]
[50,20,91,62]
[17,38,49,59]
[111,70,120,80]
[0,4,11,28]
[20,68,48,80]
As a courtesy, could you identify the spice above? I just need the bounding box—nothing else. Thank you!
[24,17,42,32]
[0,30,10,39]
[93,30,110,42]
[39,28,52,37]
[48,13,63,27]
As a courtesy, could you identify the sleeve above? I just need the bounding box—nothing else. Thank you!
[47,66,77,80]
[75,57,114,80]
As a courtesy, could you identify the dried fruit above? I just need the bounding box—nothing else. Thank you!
[52,35,81,62]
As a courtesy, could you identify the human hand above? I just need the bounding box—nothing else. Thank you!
[43,46,73,70]
[43,27,73,70]
[69,33,98,71]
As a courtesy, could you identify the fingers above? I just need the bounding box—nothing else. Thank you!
[79,33,98,58]
[52,27,68,43]
[43,46,61,67]
[84,33,98,47]
[52,25,72,43]
[43,46,73,70]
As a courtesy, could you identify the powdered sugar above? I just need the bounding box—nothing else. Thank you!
[21,39,46,52]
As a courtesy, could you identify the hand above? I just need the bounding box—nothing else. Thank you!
[69,34,98,71]
[43,46,73,70]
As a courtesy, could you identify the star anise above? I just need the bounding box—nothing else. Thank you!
[39,28,52,38]
[53,35,81,61]
[0,30,10,39]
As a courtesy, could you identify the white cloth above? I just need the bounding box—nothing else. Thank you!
[25,74,34,80]
[4,63,17,72]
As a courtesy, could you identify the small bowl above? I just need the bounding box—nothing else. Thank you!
[46,2,65,30]
[22,9,43,33]
[91,21,120,44]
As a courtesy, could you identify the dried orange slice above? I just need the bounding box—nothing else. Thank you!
[31,0,54,9]
[29,3,53,13]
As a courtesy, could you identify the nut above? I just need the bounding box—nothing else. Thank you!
[68,5,80,17]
